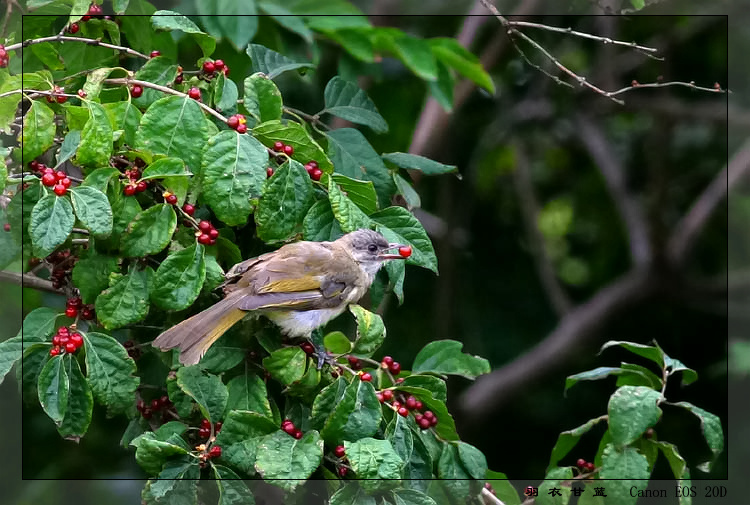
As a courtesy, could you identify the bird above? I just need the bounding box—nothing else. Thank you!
[152,229,410,365]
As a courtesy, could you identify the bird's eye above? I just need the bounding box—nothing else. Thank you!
[367,243,378,253]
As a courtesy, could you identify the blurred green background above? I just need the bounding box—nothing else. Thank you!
[2,0,746,503]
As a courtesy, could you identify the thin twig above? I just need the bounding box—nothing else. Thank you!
[606,80,728,98]
[6,35,149,60]
[0,270,64,295]
[481,487,506,505]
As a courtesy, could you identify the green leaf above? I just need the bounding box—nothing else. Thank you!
[346,438,403,492]
[349,304,385,357]
[669,401,723,471]
[131,432,190,475]
[213,465,256,505]
[385,414,413,464]
[630,0,645,9]
[132,57,180,108]
[258,3,313,43]
[323,331,351,355]
[652,440,690,479]
[0,218,20,269]
[151,244,206,311]
[255,159,314,242]
[95,267,153,330]
[202,130,268,226]
[321,76,388,134]
[176,365,228,423]
[327,176,372,232]
[63,104,91,131]
[246,43,315,80]
[599,444,649,505]
[22,101,55,163]
[198,330,245,373]
[412,340,490,379]
[57,354,93,440]
[14,306,59,343]
[72,255,119,305]
[326,128,394,207]
[303,199,343,241]
[375,29,437,81]
[429,60,455,112]
[392,489,438,505]
[537,466,574,505]
[135,95,209,175]
[243,73,283,123]
[81,167,120,193]
[437,443,472,499]
[457,441,487,481]
[399,375,447,402]
[321,378,381,443]
[151,10,215,56]
[103,101,142,146]
[599,340,665,367]
[56,130,82,168]
[19,344,50,404]
[143,458,199,503]
[81,67,116,102]
[430,38,495,94]
[141,157,190,180]
[608,385,662,447]
[255,430,324,491]
[120,203,177,257]
[37,355,69,424]
[664,355,698,386]
[616,363,663,390]
[262,347,307,385]
[30,193,75,258]
[310,377,348,430]
[83,331,140,415]
[0,336,23,386]
[320,27,374,62]
[547,415,607,472]
[7,179,44,248]
[213,410,278,475]
[566,366,642,394]
[196,0,257,50]
[69,186,113,237]
[252,120,333,173]
[331,485,377,505]
[331,173,378,215]
[77,101,114,168]
[383,152,458,176]
[225,373,273,420]
[393,173,421,210]
[372,206,438,273]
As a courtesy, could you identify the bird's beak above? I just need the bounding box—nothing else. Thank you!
[379,243,408,260]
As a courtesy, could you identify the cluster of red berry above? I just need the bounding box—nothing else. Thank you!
[272,141,294,157]
[281,419,304,439]
[0,44,10,68]
[45,85,68,104]
[380,355,402,375]
[197,441,222,468]
[226,114,248,133]
[379,389,437,429]
[47,249,76,289]
[332,445,349,476]
[136,395,172,420]
[81,3,104,21]
[34,162,72,196]
[196,220,219,245]
[122,168,149,196]
[576,458,596,473]
[198,418,222,439]
[64,296,95,320]
[303,160,323,182]
[202,59,229,77]
[50,326,84,356]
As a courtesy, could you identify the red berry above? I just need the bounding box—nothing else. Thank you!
[223,66,230,76]
[308,160,318,169]
[174,74,184,84]
[208,228,219,239]
[236,123,247,134]
[397,407,408,417]
[201,418,211,429]
[423,411,434,421]
[418,417,431,429]
[398,245,412,258]
[65,307,78,318]
[131,85,143,98]
[202,61,215,74]
[198,427,210,438]
[88,4,103,15]
[304,163,314,174]
[57,326,70,336]
[215,421,222,432]
[382,356,394,366]
[376,392,384,403]
[414,400,423,411]
[576,458,586,468]
[150,50,161,58]
[382,389,393,401]
[283,144,294,156]
[338,466,348,477]
[43,166,54,174]
[82,15,91,22]
[213,59,225,71]
[293,430,303,439]
[77,89,87,98]
[389,362,401,374]
[208,445,222,458]
[227,116,239,129]
[55,170,66,181]
[61,177,71,188]
[405,396,418,410]
[50,346,60,356]
[273,141,284,152]
[182,203,195,215]
[334,445,345,458]
[69,23,80,34]
[52,335,62,346]
[165,194,177,205]
[360,372,372,382]
[198,220,211,232]
[430,415,438,426]
[123,184,136,196]
[136,181,148,192]
[53,184,67,196]
[347,355,360,365]
[310,168,322,181]
[81,307,95,320]
[41,173,56,186]
[151,399,160,410]
[188,87,201,100]
[3,223,9,232]
[585,462,595,473]
[159,395,170,406]
[65,342,77,353]
[300,342,314,354]
[30,160,40,171]
[56,94,68,104]
[266,167,274,178]
[198,233,211,244]
[136,399,145,412]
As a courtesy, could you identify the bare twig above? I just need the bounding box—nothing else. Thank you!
[481,487,507,505]
[606,80,728,98]
[513,140,572,316]
[0,270,64,295]
[667,138,750,266]
[574,114,652,265]
[6,35,149,60]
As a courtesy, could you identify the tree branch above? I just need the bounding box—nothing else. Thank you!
[667,137,750,266]
[7,34,149,60]
[513,140,572,317]
[0,270,63,295]
[574,114,653,266]
[459,266,656,417]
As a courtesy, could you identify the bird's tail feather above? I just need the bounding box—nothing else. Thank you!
[152,295,246,365]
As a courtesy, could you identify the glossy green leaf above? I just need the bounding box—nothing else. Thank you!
[327,176,372,233]
[382,152,457,175]
[30,193,75,258]
[258,3,313,43]
[255,430,324,491]
[83,331,139,416]
[323,331,351,354]
[176,365,228,423]
[303,199,343,241]
[599,340,665,367]
[57,354,93,440]
[375,29,437,81]
[55,130,81,168]
[243,73,283,123]
[349,304,385,357]
[196,0,257,50]
[131,432,190,476]
[322,76,388,133]
[399,375,447,402]
[429,60,455,112]
[143,458,200,503]
[7,179,44,248]
[608,386,662,447]
[0,337,23,386]
[151,244,206,311]
[81,167,120,193]
[537,466,575,505]
[103,101,142,147]
[599,444,649,505]
[372,206,438,273]
[69,186,113,237]
[151,10,215,56]
[135,95,209,175]
[321,378,381,443]
[140,157,190,180]
[252,120,332,172]
[331,485,377,505]
[37,355,69,424]
[22,101,55,163]
[246,43,315,79]
[132,57,180,108]
[82,67,116,101]
[14,307,59,343]
[346,438,403,492]
[321,27,374,62]
[670,401,724,471]
[430,38,495,94]
[331,173,378,215]
[412,340,489,379]
[72,254,119,304]
[202,130,268,226]
[120,204,177,257]
[95,267,153,330]
[225,373,273,420]
[213,464,256,505]
[547,415,607,472]
[213,410,278,475]
[255,160,314,242]
[393,173,421,210]
[77,101,114,168]
[263,347,307,385]
[310,377,348,430]
[385,414,413,464]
